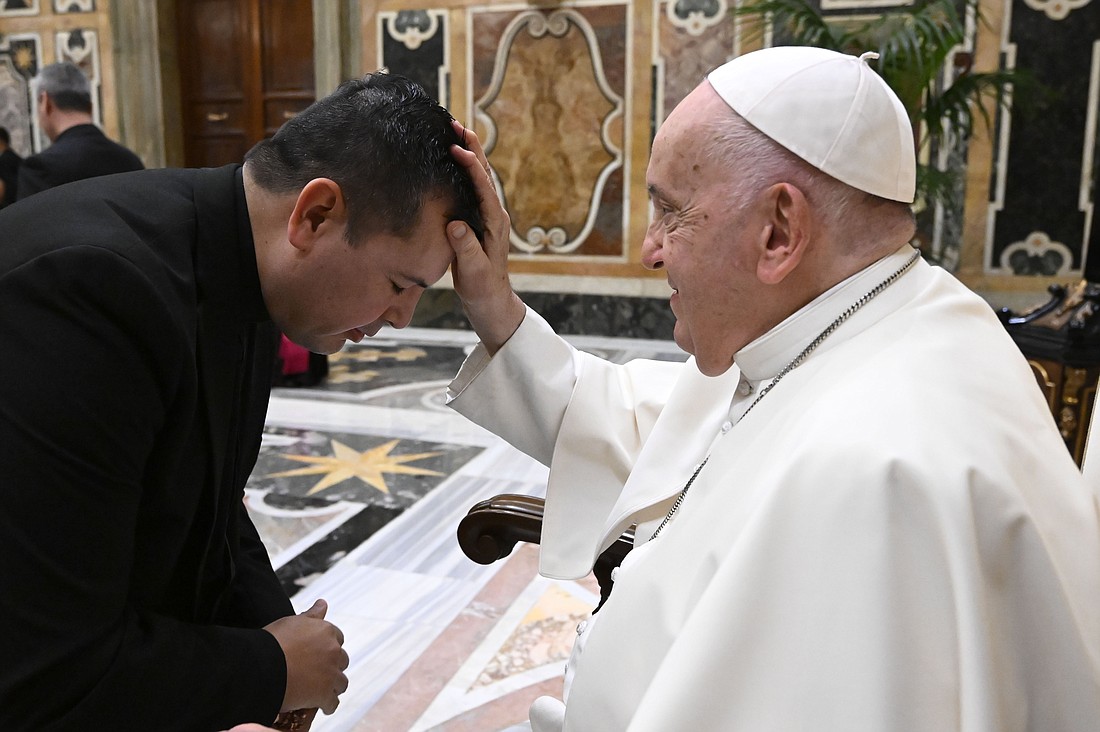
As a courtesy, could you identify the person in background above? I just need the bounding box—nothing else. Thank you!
[0,72,481,731]
[15,61,143,200]
[0,126,22,207]
[444,46,1100,730]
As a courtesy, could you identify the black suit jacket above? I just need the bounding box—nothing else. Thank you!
[0,166,293,730]
[0,147,21,206]
[15,123,143,200]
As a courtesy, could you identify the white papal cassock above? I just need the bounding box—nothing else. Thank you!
[448,245,1100,731]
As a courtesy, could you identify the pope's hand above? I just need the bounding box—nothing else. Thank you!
[448,121,526,354]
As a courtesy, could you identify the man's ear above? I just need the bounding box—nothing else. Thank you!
[287,178,347,252]
[756,182,811,285]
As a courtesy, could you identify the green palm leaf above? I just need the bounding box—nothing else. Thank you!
[730,0,1026,214]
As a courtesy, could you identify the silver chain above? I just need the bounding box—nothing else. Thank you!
[649,250,921,541]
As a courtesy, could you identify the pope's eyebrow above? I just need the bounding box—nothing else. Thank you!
[647,183,676,206]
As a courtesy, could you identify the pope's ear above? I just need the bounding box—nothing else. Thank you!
[756,182,810,285]
[287,178,346,252]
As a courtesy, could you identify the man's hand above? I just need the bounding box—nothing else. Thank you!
[264,599,349,716]
[449,121,526,354]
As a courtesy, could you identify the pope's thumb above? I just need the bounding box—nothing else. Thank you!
[448,222,475,254]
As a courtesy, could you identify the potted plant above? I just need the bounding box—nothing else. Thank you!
[731,0,1030,265]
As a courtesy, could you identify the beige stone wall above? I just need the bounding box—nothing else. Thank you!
[7,0,1086,308]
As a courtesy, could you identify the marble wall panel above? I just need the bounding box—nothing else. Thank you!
[0,33,39,157]
[985,0,1098,278]
[378,9,449,105]
[654,0,735,128]
[469,3,628,258]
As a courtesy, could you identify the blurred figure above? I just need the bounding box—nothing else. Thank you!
[0,126,21,208]
[275,333,330,388]
[16,61,143,200]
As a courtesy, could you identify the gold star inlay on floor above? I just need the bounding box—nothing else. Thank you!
[331,347,427,364]
[266,438,444,495]
[325,366,381,384]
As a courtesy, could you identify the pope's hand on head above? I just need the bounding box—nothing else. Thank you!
[448,122,526,353]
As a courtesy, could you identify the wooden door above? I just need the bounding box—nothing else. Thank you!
[177,0,315,168]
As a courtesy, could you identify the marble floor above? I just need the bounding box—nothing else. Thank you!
[245,325,686,731]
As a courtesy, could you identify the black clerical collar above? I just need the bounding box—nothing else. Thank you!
[233,166,271,324]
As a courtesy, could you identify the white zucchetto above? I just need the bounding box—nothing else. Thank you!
[707,46,916,203]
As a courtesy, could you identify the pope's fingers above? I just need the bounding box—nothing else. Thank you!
[450,143,489,188]
[450,144,508,239]
[452,119,490,170]
[447,221,485,268]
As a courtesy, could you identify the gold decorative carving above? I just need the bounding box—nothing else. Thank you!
[1026,359,1057,412]
[1063,366,1088,405]
[1060,405,1078,441]
[1060,366,1089,446]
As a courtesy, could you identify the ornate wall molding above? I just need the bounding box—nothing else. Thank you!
[984,0,1096,277]
[818,0,914,9]
[0,0,40,17]
[474,7,625,255]
[664,0,727,36]
[1022,0,1091,21]
[1000,231,1074,275]
[385,9,441,51]
[377,9,449,105]
[54,0,93,12]
[1081,40,1099,274]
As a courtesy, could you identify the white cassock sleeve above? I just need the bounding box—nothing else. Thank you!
[448,307,697,578]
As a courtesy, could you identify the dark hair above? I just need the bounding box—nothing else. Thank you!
[36,62,93,114]
[245,72,482,244]
[0,127,9,146]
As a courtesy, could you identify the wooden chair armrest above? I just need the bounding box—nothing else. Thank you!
[457,493,635,610]
[457,493,547,565]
